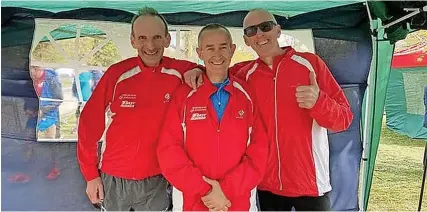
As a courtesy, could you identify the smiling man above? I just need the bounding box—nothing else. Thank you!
[234,8,354,211]
[157,24,268,211]
[77,7,203,211]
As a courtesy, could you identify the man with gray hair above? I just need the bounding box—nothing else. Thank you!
[77,7,203,211]
[158,23,268,211]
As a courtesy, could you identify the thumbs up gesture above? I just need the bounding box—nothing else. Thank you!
[296,71,320,109]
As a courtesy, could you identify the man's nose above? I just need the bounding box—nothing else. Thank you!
[145,39,155,49]
[213,48,223,56]
[213,52,223,58]
[255,27,265,37]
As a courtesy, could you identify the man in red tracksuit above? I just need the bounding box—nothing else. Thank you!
[77,7,202,211]
[157,24,268,211]
[234,9,354,211]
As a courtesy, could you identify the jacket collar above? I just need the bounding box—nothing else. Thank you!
[255,46,296,71]
[198,72,235,96]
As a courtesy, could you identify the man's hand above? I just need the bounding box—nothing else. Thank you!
[201,176,231,211]
[184,68,203,89]
[86,177,104,204]
[296,71,320,109]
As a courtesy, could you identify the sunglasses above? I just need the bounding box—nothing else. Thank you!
[244,21,276,37]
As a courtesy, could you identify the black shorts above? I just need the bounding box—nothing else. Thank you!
[258,189,331,211]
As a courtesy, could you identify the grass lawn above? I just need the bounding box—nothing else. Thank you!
[368,121,426,210]
[59,111,77,139]
[60,77,73,88]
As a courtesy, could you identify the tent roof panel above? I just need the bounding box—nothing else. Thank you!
[1,0,363,17]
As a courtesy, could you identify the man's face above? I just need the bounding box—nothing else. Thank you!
[30,66,44,80]
[131,15,171,67]
[243,10,281,58]
[196,29,236,75]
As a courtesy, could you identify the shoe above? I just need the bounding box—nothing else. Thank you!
[8,173,30,183]
[46,167,61,180]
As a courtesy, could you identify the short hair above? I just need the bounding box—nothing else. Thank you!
[131,7,169,36]
[197,23,233,47]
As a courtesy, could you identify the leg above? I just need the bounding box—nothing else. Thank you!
[8,143,31,183]
[100,172,133,211]
[73,104,81,134]
[293,195,331,211]
[45,125,61,180]
[55,119,61,139]
[257,189,293,211]
[8,132,35,183]
[46,142,61,180]
[132,175,170,211]
[40,124,56,139]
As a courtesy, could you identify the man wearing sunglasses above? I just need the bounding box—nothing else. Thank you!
[77,7,203,211]
[234,8,354,211]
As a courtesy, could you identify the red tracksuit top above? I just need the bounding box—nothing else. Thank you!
[235,47,354,197]
[157,74,268,211]
[77,56,198,181]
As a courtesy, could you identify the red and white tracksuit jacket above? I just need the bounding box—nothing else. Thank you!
[235,47,353,197]
[157,74,268,211]
[77,56,199,182]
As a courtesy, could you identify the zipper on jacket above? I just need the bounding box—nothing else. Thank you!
[212,91,223,178]
[274,61,284,191]
[217,123,221,178]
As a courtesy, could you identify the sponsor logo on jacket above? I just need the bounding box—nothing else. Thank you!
[190,106,207,113]
[119,93,136,100]
[190,113,207,120]
[120,100,136,108]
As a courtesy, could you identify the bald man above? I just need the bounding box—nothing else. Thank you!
[233,8,354,211]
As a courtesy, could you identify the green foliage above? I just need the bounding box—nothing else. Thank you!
[232,47,256,65]
[32,37,67,63]
[180,31,197,58]
[32,27,120,67]
[59,110,77,139]
[86,39,121,67]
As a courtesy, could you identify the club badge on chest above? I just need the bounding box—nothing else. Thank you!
[164,93,171,103]
[236,109,245,119]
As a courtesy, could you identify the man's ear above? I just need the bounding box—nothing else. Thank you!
[243,35,250,46]
[231,44,236,56]
[196,46,202,59]
[130,35,137,49]
[276,24,281,38]
[165,33,171,48]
